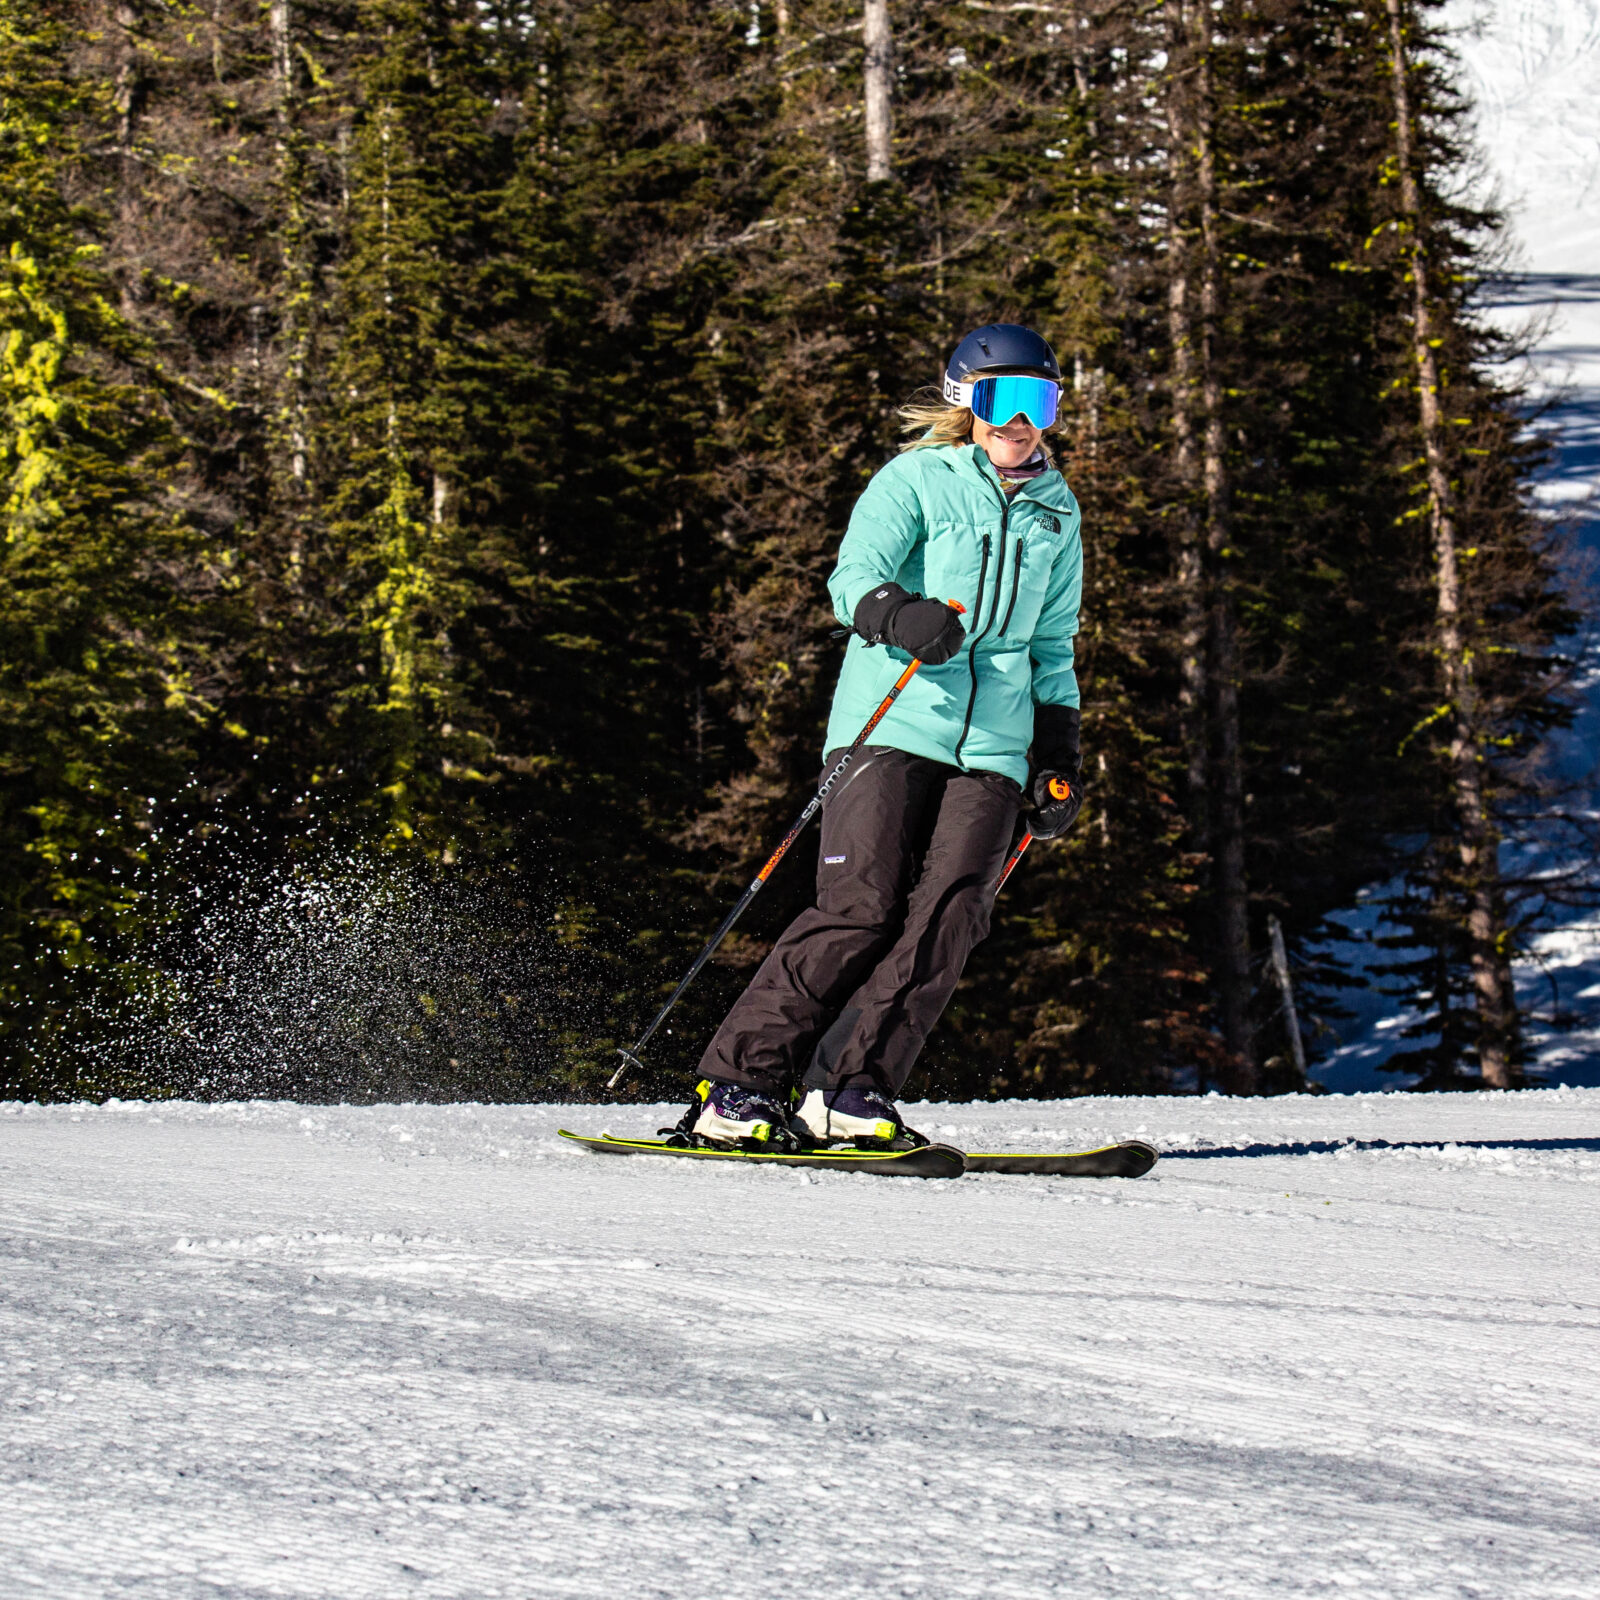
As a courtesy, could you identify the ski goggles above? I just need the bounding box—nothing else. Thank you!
[942,371,1061,429]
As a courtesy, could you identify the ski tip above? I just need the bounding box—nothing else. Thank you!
[961,1140,1159,1178]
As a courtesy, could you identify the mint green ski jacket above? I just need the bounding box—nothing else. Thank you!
[824,441,1082,790]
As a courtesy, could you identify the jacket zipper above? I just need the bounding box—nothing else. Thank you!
[986,507,1009,635]
[954,518,1001,765]
[998,535,1025,637]
[947,534,985,764]
[955,458,1053,757]
[970,530,991,637]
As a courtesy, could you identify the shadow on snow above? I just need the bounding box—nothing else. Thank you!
[1160,1135,1600,1160]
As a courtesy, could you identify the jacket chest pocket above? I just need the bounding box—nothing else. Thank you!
[923,518,994,614]
[995,533,1058,644]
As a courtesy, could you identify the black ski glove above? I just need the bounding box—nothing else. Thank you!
[851,582,967,665]
[1029,703,1085,840]
[1028,769,1085,840]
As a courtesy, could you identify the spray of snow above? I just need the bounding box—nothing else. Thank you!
[22,812,612,1104]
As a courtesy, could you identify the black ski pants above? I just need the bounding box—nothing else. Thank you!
[697,746,1022,1098]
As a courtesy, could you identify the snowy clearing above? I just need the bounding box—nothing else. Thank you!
[5,1091,1599,1599]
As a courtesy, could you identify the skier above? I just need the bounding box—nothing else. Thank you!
[690,324,1085,1149]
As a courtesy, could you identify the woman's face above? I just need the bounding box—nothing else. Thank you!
[972,411,1043,470]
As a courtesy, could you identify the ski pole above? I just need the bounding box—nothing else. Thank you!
[995,828,1034,894]
[607,600,966,1092]
[994,776,1075,895]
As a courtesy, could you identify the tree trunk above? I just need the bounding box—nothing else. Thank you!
[1065,8,1101,462]
[272,0,308,499]
[268,0,312,617]
[112,2,144,157]
[1267,915,1307,1085]
[1166,0,1255,1090]
[210,0,226,83]
[111,1,146,327]
[1195,40,1254,1089]
[1384,0,1516,1087]
[1164,4,1207,813]
[863,1,893,182]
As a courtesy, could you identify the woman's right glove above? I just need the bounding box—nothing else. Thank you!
[851,582,968,665]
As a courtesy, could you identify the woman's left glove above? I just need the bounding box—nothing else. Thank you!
[1029,770,1085,839]
[1029,703,1084,839]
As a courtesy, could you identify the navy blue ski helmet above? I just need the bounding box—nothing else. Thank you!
[943,324,1061,394]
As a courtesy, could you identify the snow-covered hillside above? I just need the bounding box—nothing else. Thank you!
[1320,2,1600,1089]
[1445,0,1600,275]
[5,1093,1599,1599]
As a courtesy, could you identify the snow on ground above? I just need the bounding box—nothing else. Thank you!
[5,1092,1599,1599]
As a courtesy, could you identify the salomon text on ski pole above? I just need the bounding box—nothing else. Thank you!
[607,602,966,1092]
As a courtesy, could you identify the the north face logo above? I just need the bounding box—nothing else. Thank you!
[1040,513,1060,534]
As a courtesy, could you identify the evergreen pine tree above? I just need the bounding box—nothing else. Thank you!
[0,2,194,1094]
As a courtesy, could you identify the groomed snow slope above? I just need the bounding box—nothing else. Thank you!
[5,1093,1598,1599]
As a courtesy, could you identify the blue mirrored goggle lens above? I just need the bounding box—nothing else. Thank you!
[970,374,1060,428]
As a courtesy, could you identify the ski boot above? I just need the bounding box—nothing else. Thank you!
[669,1079,796,1151]
[793,1085,926,1150]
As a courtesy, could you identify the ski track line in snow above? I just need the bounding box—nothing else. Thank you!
[4,1095,1600,1598]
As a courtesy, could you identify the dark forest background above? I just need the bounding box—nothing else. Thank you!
[1,0,1587,1105]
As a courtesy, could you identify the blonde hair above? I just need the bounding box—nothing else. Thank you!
[895,386,1063,459]
[897,391,975,451]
